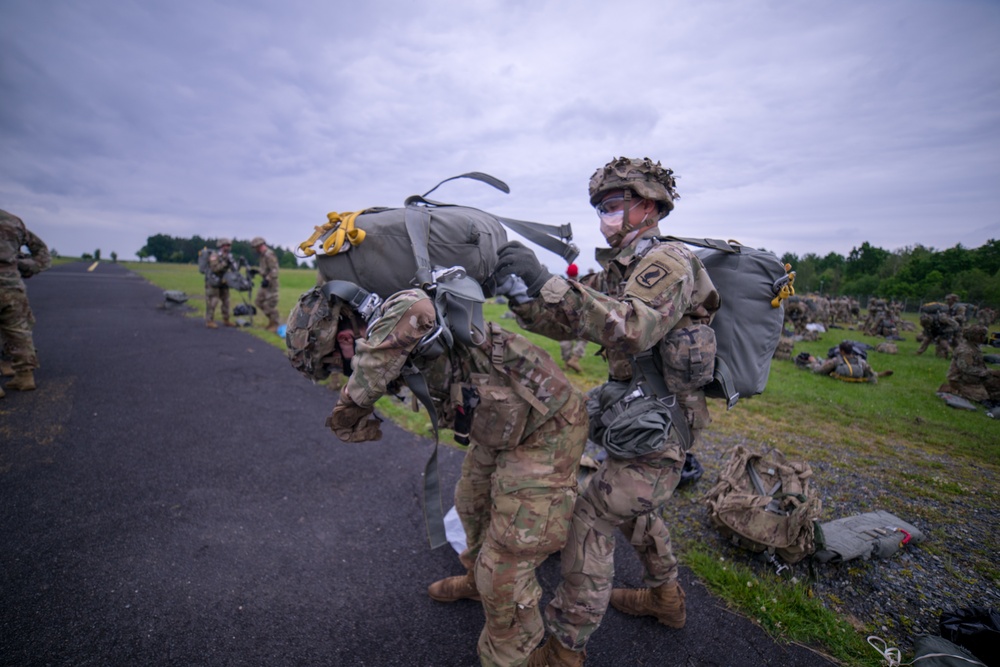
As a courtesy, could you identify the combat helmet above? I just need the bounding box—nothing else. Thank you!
[218,237,232,247]
[250,236,266,248]
[588,157,679,220]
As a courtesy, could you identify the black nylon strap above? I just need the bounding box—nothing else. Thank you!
[403,205,435,290]
[401,363,447,550]
[633,351,692,450]
[658,235,742,254]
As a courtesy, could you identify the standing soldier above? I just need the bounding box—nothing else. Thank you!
[493,157,719,666]
[558,263,587,374]
[251,236,281,333]
[205,238,236,329]
[326,281,588,667]
[0,209,51,396]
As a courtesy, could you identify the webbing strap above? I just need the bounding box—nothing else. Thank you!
[496,216,579,263]
[401,363,447,550]
[633,351,692,450]
[711,357,740,409]
[403,205,435,290]
[658,235,743,254]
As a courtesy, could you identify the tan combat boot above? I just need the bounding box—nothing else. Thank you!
[0,360,14,376]
[206,320,218,329]
[527,635,585,667]
[427,570,480,602]
[610,580,686,628]
[565,357,583,374]
[223,319,237,328]
[5,370,36,392]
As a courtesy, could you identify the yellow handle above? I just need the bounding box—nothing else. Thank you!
[297,210,367,257]
[770,263,796,308]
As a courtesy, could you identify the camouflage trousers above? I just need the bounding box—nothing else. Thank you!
[455,393,587,667]
[254,284,280,325]
[0,285,39,372]
[543,445,686,652]
[205,285,231,322]
[558,339,586,363]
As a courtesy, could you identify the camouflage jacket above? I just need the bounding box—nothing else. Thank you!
[943,339,992,401]
[510,227,719,381]
[207,249,235,280]
[813,353,875,382]
[345,289,576,439]
[0,209,51,290]
[258,247,279,285]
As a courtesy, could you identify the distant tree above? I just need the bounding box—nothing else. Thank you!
[94,248,101,261]
[110,251,118,263]
[136,248,149,262]
[845,242,889,280]
[82,252,93,260]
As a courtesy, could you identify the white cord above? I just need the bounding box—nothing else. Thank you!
[867,635,986,667]
[868,636,903,667]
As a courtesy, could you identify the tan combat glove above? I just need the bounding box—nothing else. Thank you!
[326,389,383,442]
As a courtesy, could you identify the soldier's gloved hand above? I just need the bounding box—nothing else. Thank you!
[495,241,552,298]
[17,259,35,279]
[326,391,383,442]
[495,275,532,305]
[261,278,270,289]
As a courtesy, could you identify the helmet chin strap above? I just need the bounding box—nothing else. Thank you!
[606,190,652,248]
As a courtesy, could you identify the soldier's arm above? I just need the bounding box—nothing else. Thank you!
[342,291,437,409]
[512,246,714,354]
[18,229,51,277]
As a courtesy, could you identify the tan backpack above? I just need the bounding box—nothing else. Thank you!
[703,445,822,564]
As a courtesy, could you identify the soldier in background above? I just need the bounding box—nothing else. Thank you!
[327,285,587,667]
[251,236,281,333]
[0,209,51,396]
[809,341,890,384]
[938,325,1000,405]
[946,294,968,328]
[916,302,959,358]
[558,263,587,373]
[204,238,237,329]
[494,157,719,666]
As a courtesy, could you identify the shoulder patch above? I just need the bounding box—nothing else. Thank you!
[636,262,671,289]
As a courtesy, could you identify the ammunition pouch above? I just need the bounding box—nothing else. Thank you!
[468,373,530,450]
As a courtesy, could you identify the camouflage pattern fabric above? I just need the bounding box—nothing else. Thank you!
[253,246,280,326]
[938,327,1000,403]
[559,339,586,363]
[330,289,587,667]
[773,335,794,360]
[0,210,50,372]
[204,248,235,322]
[508,227,719,652]
[703,445,821,564]
[813,353,877,383]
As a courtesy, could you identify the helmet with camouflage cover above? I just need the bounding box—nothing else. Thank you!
[218,237,232,247]
[251,236,266,248]
[588,157,679,220]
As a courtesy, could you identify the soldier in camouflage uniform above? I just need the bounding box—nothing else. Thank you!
[0,210,51,397]
[938,325,1000,404]
[251,236,281,332]
[493,157,719,666]
[204,238,237,329]
[327,287,587,667]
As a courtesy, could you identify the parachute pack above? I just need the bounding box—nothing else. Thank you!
[296,172,579,300]
[660,237,795,408]
[703,444,822,564]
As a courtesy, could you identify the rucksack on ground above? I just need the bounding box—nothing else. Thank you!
[703,444,822,564]
[661,237,795,408]
[296,172,579,300]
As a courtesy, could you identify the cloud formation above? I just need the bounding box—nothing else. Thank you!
[2,0,998,271]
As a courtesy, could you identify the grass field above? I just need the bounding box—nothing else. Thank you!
[124,260,998,666]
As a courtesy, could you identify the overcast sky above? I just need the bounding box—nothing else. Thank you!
[2,0,999,272]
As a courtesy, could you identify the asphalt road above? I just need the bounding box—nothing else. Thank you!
[0,262,836,667]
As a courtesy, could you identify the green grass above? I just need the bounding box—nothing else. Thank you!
[125,262,1000,666]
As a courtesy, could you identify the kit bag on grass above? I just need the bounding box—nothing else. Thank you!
[660,237,794,409]
[703,444,822,564]
[297,172,578,299]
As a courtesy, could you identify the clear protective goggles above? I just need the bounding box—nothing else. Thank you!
[595,194,643,218]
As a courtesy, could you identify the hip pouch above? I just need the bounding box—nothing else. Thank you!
[658,323,717,393]
[468,373,530,450]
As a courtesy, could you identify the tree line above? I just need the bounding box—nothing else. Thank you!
[138,234,307,269]
[779,239,1000,308]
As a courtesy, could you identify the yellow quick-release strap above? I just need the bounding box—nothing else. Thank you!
[296,211,367,258]
[771,262,796,308]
